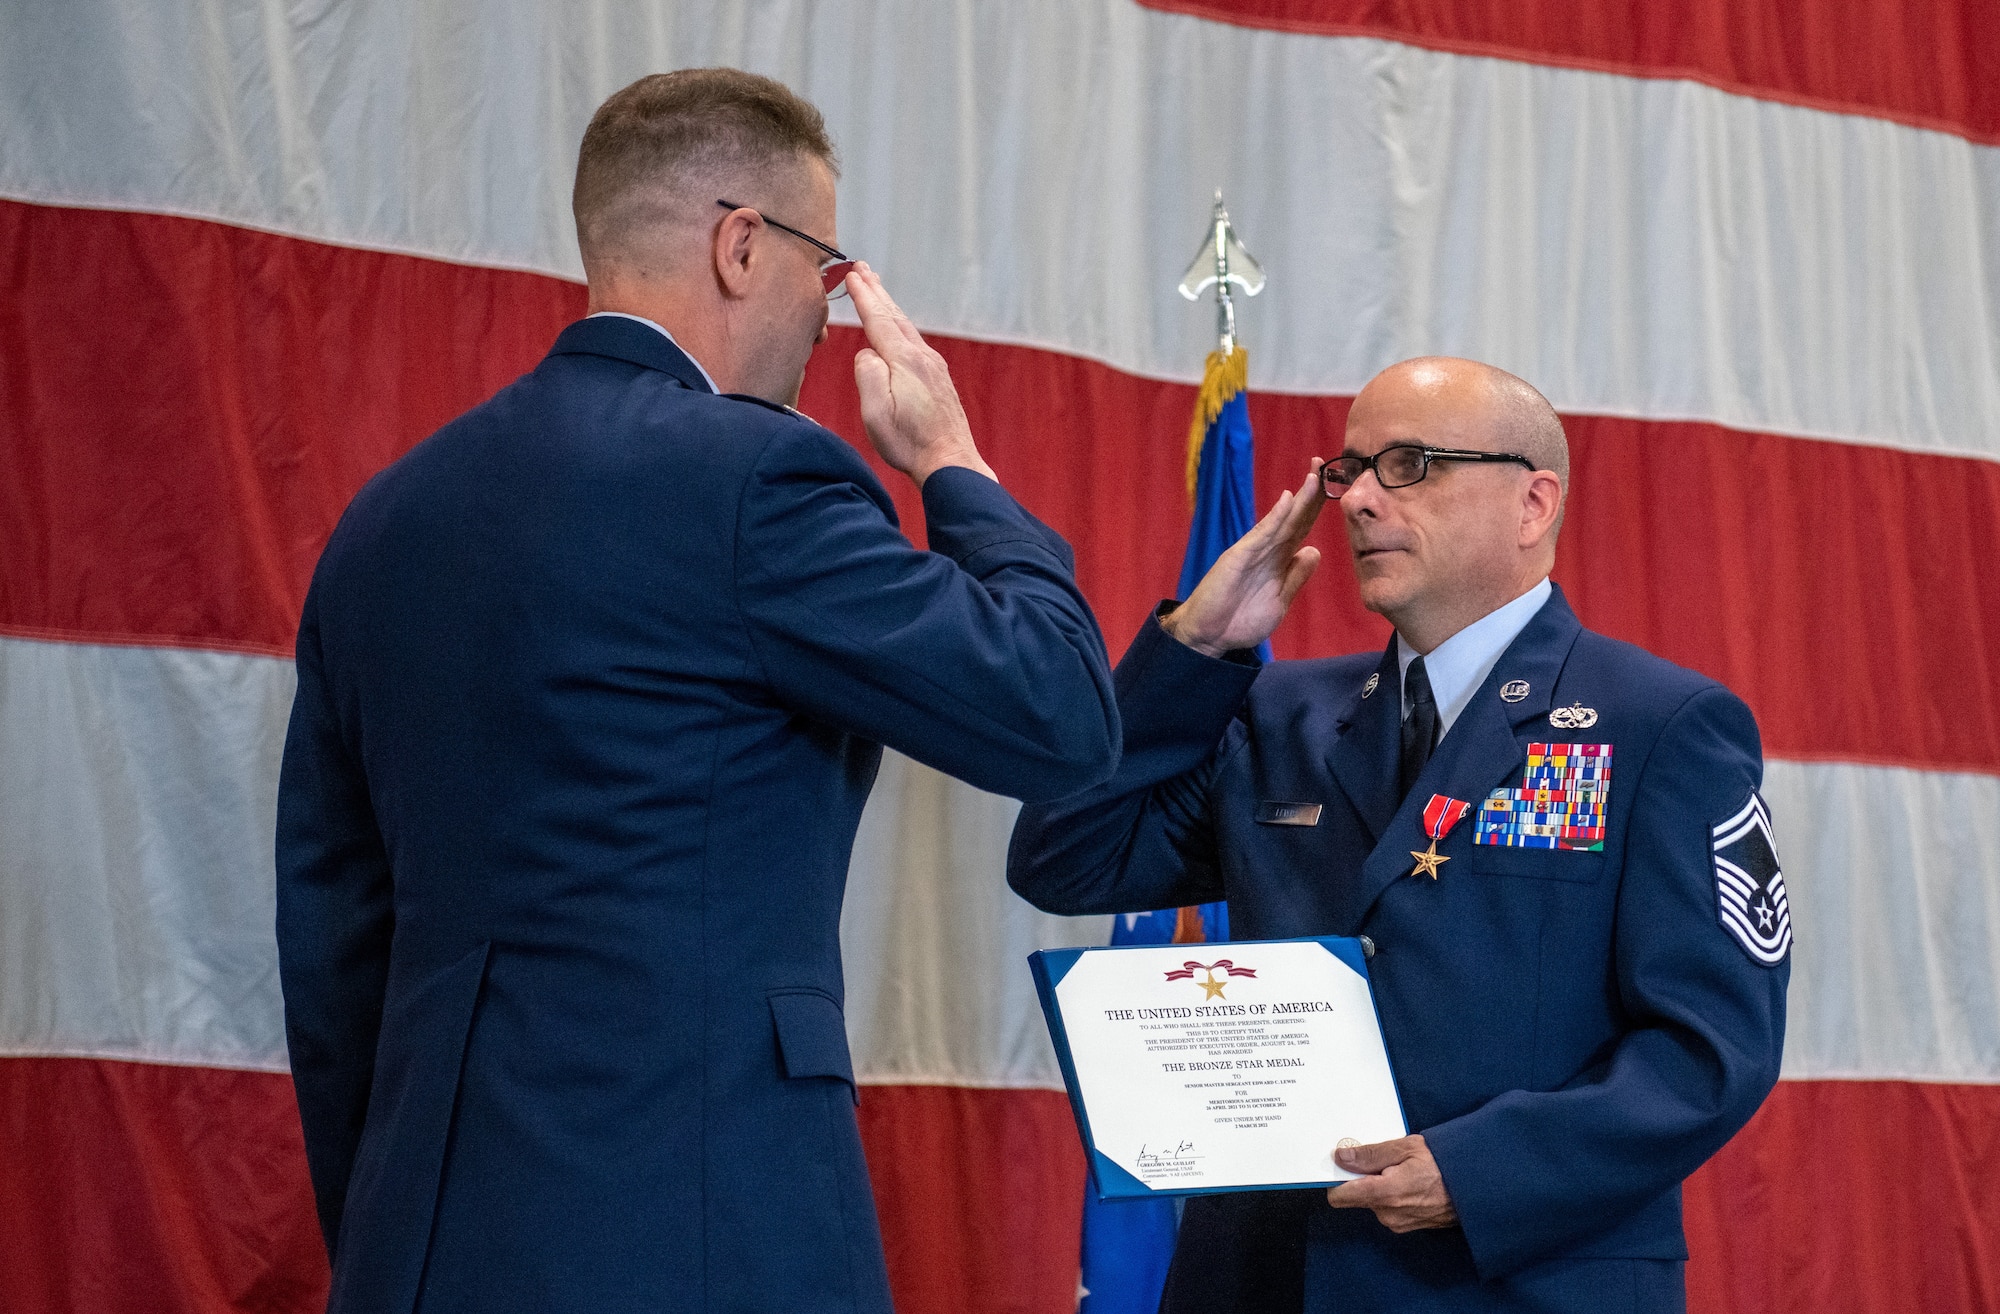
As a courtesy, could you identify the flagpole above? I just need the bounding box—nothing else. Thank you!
[1076,195,1274,1314]
[1178,190,1265,359]
[1213,207,1237,355]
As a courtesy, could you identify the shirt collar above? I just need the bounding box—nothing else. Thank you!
[1397,577,1553,736]
[586,312,722,394]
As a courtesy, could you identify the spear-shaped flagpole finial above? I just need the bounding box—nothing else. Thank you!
[1177,190,1266,357]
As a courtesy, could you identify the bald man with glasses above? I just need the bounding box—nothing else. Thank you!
[1010,357,1789,1313]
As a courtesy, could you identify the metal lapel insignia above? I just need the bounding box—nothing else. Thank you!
[1549,702,1599,729]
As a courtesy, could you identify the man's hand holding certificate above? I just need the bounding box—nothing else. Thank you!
[1030,937,1406,1198]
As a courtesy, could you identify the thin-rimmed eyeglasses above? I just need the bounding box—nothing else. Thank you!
[716,199,856,299]
[1319,445,1536,499]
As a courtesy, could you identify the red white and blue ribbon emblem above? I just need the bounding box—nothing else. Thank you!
[1422,794,1472,841]
[1411,794,1473,879]
[1163,959,1259,1000]
[1163,959,1258,981]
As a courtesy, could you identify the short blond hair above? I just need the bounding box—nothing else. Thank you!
[573,68,837,263]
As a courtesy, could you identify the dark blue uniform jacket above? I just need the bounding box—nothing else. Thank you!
[276,316,1119,1314]
[1009,588,1787,1313]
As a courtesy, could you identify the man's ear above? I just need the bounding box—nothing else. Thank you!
[1520,470,1564,549]
[713,207,759,300]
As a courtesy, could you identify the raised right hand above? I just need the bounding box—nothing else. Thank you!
[848,263,996,486]
[1161,463,1325,657]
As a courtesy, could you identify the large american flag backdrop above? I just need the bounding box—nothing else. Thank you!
[3,2,1996,1310]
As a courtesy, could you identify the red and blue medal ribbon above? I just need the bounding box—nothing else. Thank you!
[1410,794,1472,879]
[1422,794,1472,841]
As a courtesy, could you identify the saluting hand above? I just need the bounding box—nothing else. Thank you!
[1325,1133,1459,1232]
[847,264,996,486]
[1160,463,1325,657]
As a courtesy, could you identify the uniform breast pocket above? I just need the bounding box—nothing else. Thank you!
[1468,843,1608,885]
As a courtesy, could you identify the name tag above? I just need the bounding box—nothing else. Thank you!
[1256,801,1323,827]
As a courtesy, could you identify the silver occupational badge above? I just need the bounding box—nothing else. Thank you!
[1549,703,1599,729]
[1362,673,1380,698]
[1499,680,1530,703]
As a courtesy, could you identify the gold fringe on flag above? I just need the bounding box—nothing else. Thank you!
[1184,346,1249,503]
[1171,905,1208,944]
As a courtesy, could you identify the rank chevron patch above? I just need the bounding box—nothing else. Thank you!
[1712,791,1791,966]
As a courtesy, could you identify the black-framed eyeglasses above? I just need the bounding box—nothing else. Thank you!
[1319,444,1536,499]
[716,199,856,299]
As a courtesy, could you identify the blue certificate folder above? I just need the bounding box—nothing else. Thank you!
[1030,935,1399,1200]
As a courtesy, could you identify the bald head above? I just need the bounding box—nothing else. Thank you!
[1364,357,1568,489]
[1338,357,1569,651]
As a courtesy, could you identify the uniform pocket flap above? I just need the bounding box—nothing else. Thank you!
[769,990,856,1094]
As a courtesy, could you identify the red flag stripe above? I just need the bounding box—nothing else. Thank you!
[856,1085,1087,1314]
[5,202,1998,776]
[0,200,586,659]
[1137,0,2000,145]
[1684,1079,2000,1310]
[3,1057,1994,1314]
[0,1058,329,1314]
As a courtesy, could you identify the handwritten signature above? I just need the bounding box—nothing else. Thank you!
[1136,1140,1198,1167]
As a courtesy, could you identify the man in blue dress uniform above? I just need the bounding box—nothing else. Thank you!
[277,70,1119,1313]
[1010,358,1789,1312]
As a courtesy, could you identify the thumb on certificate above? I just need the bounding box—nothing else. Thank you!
[1334,1136,1412,1175]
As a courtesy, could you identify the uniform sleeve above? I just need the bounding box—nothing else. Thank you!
[274,589,396,1255]
[1006,611,1259,915]
[733,425,1119,802]
[1422,685,1790,1278]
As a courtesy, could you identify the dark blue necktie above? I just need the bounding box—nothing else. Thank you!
[1398,655,1440,801]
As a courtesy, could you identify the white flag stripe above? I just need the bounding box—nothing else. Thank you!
[838,748,1113,1090]
[3,636,1994,1085]
[1764,758,2000,1083]
[2,0,1996,459]
[0,636,294,1072]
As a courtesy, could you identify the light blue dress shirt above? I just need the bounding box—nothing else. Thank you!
[1397,577,1553,738]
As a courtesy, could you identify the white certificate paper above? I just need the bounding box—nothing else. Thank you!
[1031,937,1406,1198]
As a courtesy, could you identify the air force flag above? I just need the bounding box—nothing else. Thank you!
[1713,791,1791,966]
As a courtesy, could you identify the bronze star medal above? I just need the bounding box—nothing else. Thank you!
[1409,836,1449,880]
[1411,794,1473,880]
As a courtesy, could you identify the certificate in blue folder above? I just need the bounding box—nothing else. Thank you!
[1030,936,1406,1199]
